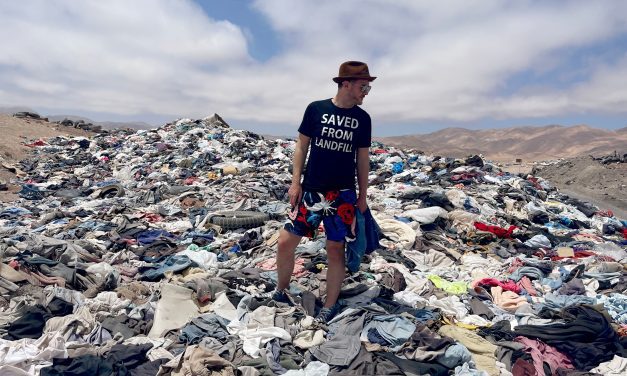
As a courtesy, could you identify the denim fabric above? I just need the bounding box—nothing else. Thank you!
[136,229,176,245]
[346,209,366,272]
[139,255,195,281]
[179,313,230,344]
[360,314,416,351]
[509,266,545,282]
[364,208,382,254]
[437,343,473,368]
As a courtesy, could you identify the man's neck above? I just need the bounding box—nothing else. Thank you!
[332,94,354,109]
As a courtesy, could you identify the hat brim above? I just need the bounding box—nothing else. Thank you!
[333,76,377,83]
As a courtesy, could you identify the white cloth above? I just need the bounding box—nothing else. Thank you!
[0,332,67,374]
[178,247,219,270]
[85,291,131,314]
[590,355,627,376]
[402,206,449,224]
[210,292,237,322]
[148,284,199,338]
[283,361,330,376]
[293,330,325,349]
[227,304,291,358]
[376,218,418,250]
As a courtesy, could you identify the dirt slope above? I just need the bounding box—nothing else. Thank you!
[0,114,92,201]
[533,155,627,218]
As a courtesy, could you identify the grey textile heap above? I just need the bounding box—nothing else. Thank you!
[0,114,626,375]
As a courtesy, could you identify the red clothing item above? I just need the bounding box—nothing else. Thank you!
[550,250,597,261]
[473,277,521,294]
[595,209,614,217]
[474,222,517,238]
[184,176,199,185]
[526,176,544,191]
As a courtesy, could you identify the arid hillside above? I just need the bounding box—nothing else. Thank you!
[377,125,627,162]
[0,114,92,201]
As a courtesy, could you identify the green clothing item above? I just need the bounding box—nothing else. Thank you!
[428,275,468,295]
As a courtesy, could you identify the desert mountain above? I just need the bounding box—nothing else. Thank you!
[376,124,627,162]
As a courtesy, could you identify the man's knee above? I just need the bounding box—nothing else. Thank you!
[326,240,345,263]
[278,229,301,254]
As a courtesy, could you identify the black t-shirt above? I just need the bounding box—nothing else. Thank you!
[298,98,371,192]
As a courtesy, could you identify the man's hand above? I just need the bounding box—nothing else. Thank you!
[356,194,367,213]
[288,182,303,208]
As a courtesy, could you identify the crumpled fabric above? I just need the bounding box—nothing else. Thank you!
[428,275,468,295]
[360,314,416,351]
[490,286,528,312]
[514,336,573,375]
[403,206,449,224]
[473,222,517,238]
[377,218,418,250]
[282,361,330,376]
[157,344,235,376]
[590,355,627,376]
[0,332,68,374]
[227,304,291,358]
[439,325,498,376]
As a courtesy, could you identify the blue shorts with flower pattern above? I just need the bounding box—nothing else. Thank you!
[284,189,357,242]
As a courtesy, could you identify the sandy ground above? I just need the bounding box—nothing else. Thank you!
[0,114,92,202]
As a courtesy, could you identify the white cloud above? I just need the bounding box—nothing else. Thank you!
[1,0,627,130]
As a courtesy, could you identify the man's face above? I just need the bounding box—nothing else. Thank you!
[347,79,371,105]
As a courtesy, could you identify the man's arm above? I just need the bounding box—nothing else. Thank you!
[356,147,369,213]
[288,133,310,208]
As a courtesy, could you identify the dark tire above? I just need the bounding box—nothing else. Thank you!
[210,211,269,230]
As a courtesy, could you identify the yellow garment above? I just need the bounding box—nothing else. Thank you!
[455,322,479,330]
[438,325,499,376]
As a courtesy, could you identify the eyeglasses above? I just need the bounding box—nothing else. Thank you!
[359,83,371,94]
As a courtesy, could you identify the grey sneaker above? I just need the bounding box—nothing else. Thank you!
[271,289,293,305]
[315,303,342,324]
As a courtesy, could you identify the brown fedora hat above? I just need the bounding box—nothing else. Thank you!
[333,61,377,83]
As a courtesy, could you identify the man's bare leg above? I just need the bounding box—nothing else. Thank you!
[276,229,302,290]
[324,239,345,308]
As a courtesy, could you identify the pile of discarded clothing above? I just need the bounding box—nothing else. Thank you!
[0,114,625,376]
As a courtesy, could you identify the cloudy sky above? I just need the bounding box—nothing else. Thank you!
[1,0,627,136]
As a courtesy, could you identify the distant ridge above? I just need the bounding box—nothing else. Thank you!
[376,124,627,161]
[47,115,152,130]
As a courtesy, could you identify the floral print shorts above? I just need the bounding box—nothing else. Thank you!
[284,189,357,242]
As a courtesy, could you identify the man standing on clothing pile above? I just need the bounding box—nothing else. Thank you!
[271,61,376,323]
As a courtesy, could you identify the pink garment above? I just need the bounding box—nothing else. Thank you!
[507,258,524,274]
[472,278,521,294]
[517,276,538,297]
[515,336,573,375]
[490,286,527,312]
[32,271,66,288]
[256,257,308,277]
